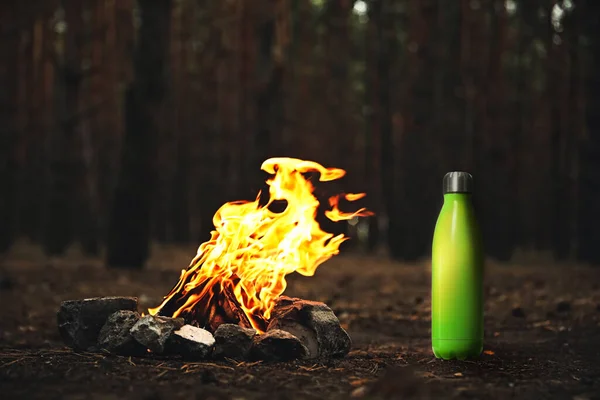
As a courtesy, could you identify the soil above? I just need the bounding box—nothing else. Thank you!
[1,248,600,399]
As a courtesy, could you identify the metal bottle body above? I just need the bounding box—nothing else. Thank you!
[431,192,484,360]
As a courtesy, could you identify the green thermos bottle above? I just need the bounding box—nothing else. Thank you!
[431,172,484,360]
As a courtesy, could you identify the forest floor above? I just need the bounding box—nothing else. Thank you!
[1,244,600,399]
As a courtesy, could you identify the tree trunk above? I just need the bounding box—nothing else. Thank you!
[23,15,51,243]
[0,1,20,253]
[41,2,73,256]
[58,0,100,256]
[393,0,439,260]
[577,0,600,265]
[548,1,568,260]
[368,0,396,257]
[478,1,521,262]
[107,0,172,268]
[170,0,191,244]
[251,1,285,184]
[364,0,380,253]
[325,0,352,167]
[565,3,583,259]
[15,10,33,240]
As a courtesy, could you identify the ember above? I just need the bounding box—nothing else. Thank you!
[149,157,372,333]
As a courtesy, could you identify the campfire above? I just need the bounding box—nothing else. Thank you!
[57,158,372,361]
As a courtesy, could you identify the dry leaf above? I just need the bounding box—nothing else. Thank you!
[350,378,371,387]
[483,350,495,355]
[351,386,367,398]
[532,320,551,328]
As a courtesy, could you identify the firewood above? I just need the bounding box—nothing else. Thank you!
[157,275,256,332]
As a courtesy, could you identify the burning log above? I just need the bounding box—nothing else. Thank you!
[207,281,257,331]
[250,329,309,362]
[213,324,257,360]
[156,278,257,332]
[57,297,138,351]
[267,296,351,358]
[97,310,146,356]
[165,325,215,360]
[130,315,184,354]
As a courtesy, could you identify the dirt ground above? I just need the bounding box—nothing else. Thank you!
[1,245,600,399]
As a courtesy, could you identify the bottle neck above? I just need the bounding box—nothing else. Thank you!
[443,192,472,202]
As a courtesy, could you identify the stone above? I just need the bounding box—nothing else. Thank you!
[0,269,13,290]
[166,325,215,360]
[556,300,571,313]
[97,310,146,356]
[57,297,138,351]
[511,307,526,318]
[267,296,351,358]
[251,329,308,361]
[213,323,256,360]
[267,316,318,358]
[130,315,184,354]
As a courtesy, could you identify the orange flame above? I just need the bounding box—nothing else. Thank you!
[148,157,372,332]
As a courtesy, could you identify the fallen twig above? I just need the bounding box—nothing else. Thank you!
[180,362,235,371]
[0,358,27,368]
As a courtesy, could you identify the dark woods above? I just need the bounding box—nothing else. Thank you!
[1,0,599,267]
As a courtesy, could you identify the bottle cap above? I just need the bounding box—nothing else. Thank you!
[443,171,473,194]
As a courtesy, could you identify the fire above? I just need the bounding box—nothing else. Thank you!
[149,157,372,332]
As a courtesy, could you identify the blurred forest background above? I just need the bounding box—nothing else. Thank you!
[1,0,599,268]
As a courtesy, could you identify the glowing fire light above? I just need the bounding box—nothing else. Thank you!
[149,157,372,332]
